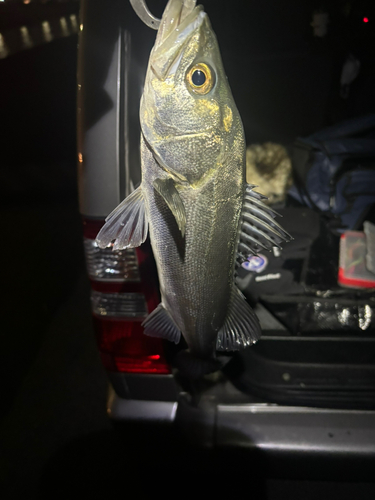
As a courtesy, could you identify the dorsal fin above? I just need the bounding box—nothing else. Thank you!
[237,184,292,262]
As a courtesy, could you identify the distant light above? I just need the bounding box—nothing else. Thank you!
[20,26,33,48]
[0,33,9,59]
[363,17,369,23]
[23,0,31,4]
[311,11,329,37]
[42,21,53,42]
[60,17,69,37]
[70,14,78,32]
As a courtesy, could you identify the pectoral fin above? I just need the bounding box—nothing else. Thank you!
[216,286,262,352]
[153,177,186,237]
[96,186,148,250]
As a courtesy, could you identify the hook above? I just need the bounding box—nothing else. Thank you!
[129,0,161,29]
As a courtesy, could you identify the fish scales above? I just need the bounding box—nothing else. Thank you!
[142,131,243,357]
[96,0,291,371]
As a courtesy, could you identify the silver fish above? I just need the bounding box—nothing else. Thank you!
[96,0,291,371]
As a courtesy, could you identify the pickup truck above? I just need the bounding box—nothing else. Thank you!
[77,0,375,485]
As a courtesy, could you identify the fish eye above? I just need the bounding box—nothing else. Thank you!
[192,69,206,86]
[186,63,215,95]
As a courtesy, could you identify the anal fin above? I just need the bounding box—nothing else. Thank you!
[142,303,181,344]
[216,286,262,352]
[96,185,148,250]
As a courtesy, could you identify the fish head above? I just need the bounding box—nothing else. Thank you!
[141,0,244,184]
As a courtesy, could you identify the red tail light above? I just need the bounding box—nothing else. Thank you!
[94,319,170,374]
[82,218,171,375]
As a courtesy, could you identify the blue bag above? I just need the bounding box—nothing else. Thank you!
[289,115,375,232]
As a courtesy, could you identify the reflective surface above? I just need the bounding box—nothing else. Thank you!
[84,238,140,282]
[91,291,148,318]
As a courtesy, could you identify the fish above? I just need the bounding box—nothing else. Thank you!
[96,0,291,377]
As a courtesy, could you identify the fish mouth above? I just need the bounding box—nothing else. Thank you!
[151,0,206,80]
[155,0,199,46]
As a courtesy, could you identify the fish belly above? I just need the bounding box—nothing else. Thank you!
[142,139,243,358]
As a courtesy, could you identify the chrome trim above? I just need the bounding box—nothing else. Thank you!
[108,390,178,422]
[217,403,375,454]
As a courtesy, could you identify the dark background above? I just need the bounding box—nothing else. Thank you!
[1,0,375,498]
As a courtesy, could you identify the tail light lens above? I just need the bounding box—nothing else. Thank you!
[82,218,171,375]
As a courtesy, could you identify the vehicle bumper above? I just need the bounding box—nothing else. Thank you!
[107,383,375,478]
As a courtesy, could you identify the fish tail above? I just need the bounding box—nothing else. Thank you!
[174,350,222,379]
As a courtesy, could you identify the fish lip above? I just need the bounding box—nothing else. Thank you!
[151,6,206,80]
[164,6,205,45]
[156,1,202,44]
